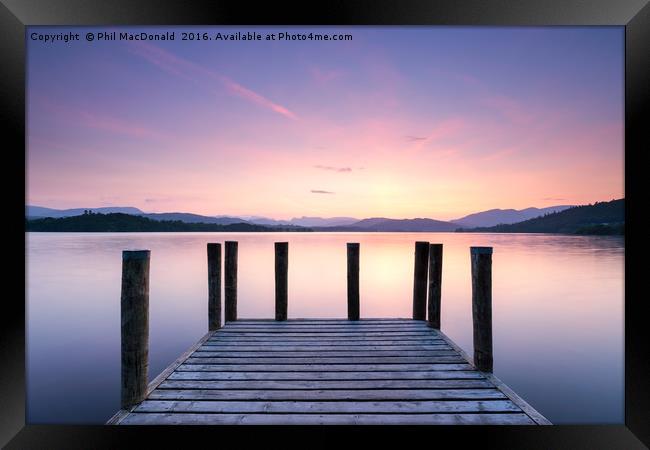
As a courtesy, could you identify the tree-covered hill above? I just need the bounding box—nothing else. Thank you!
[26,212,311,232]
[457,199,624,235]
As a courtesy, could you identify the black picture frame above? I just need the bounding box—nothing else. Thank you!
[2,0,648,448]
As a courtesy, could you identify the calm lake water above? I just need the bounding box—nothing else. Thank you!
[26,232,624,424]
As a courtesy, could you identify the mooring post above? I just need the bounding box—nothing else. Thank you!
[207,243,222,331]
[224,241,238,322]
[427,243,443,329]
[120,249,150,409]
[471,246,493,372]
[347,243,360,320]
[275,242,288,321]
[412,241,429,320]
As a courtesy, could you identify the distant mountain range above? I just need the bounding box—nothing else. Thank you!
[459,199,624,235]
[314,217,459,232]
[452,205,574,228]
[26,205,145,218]
[237,216,359,227]
[26,202,597,232]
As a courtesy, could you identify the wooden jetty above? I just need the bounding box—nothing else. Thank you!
[108,242,550,425]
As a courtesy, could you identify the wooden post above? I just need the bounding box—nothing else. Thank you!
[427,243,443,329]
[347,243,360,320]
[224,241,238,322]
[207,243,221,331]
[275,242,288,321]
[471,246,493,372]
[120,249,150,409]
[412,241,429,320]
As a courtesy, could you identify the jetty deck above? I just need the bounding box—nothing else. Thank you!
[109,318,550,425]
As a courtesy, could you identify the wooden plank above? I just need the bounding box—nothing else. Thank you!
[134,399,521,414]
[176,363,473,372]
[193,349,458,357]
[119,412,536,425]
[167,370,485,381]
[157,379,495,390]
[184,356,466,364]
[222,322,431,328]
[231,318,417,323]
[200,344,452,351]
[217,328,432,333]
[210,328,435,338]
[148,388,506,401]
[184,356,466,365]
[207,336,445,344]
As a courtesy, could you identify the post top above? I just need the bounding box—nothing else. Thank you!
[122,249,150,260]
[470,246,493,255]
[275,241,289,245]
[207,242,221,247]
[347,242,360,246]
[415,241,429,245]
[430,243,443,248]
[225,240,238,244]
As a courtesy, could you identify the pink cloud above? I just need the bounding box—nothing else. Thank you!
[130,42,298,120]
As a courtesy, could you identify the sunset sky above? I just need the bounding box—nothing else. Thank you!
[27,26,624,221]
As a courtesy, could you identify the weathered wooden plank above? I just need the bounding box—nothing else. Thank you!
[210,328,435,337]
[200,344,451,351]
[158,379,494,390]
[176,363,473,372]
[148,388,505,401]
[184,356,466,365]
[208,336,445,344]
[193,349,457,358]
[218,326,432,332]
[230,318,417,323]
[223,320,430,327]
[120,412,536,425]
[215,327,437,332]
[134,399,521,414]
[167,370,485,381]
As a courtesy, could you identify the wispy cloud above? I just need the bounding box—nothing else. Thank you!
[542,197,567,201]
[311,189,335,194]
[314,165,352,173]
[410,118,466,150]
[130,42,298,120]
[404,135,427,142]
